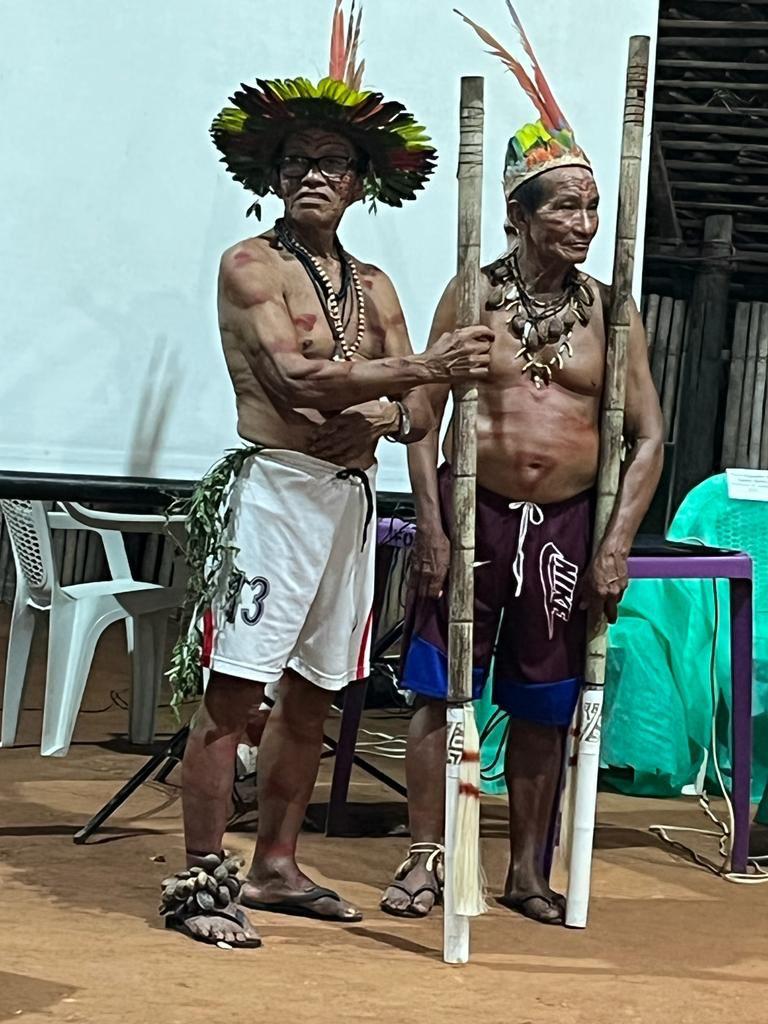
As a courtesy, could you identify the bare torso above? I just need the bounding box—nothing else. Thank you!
[218,231,397,469]
[442,270,606,504]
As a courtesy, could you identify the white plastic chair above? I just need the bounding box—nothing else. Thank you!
[0,499,186,756]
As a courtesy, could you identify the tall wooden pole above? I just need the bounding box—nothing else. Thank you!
[565,36,650,929]
[444,74,484,965]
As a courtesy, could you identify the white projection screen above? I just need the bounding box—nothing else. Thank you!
[0,0,659,493]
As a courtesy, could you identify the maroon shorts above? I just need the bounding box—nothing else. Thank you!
[400,464,593,725]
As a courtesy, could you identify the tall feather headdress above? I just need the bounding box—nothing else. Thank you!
[456,2,591,196]
[212,1,437,217]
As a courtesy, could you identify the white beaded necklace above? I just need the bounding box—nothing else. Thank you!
[277,221,366,361]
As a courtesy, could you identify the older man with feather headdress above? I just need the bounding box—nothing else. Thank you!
[381,3,663,925]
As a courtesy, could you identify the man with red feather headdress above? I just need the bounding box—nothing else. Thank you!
[157,1,493,948]
[381,2,663,925]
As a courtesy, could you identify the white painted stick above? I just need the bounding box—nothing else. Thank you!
[565,35,649,930]
[444,707,469,963]
[565,686,604,927]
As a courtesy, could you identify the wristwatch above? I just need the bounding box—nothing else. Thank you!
[381,398,411,443]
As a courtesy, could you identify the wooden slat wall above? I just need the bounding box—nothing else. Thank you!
[644,293,689,443]
[723,301,768,469]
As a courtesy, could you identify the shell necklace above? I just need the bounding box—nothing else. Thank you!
[275,218,366,361]
[486,250,594,389]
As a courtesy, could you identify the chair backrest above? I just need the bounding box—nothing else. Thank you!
[0,499,56,605]
[668,473,768,638]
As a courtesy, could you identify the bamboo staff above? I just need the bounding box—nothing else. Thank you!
[565,36,650,929]
[444,74,486,966]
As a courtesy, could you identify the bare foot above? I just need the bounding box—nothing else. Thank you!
[166,902,262,947]
[161,853,262,948]
[380,843,443,918]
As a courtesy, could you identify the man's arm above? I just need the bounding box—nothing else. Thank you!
[406,279,457,598]
[582,298,665,622]
[308,269,437,461]
[220,247,491,413]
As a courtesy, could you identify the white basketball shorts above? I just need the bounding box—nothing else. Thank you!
[201,448,376,691]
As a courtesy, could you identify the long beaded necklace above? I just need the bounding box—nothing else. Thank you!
[274,218,366,361]
[486,249,594,389]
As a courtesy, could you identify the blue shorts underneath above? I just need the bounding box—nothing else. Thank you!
[402,635,581,727]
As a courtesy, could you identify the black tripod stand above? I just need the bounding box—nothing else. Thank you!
[73,621,406,844]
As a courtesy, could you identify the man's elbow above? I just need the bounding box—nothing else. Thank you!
[642,429,665,476]
[270,374,338,412]
[405,425,430,445]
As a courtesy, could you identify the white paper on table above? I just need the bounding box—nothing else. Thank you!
[725,469,768,502]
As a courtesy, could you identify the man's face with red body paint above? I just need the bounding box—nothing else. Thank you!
[508,166,599,267]
[275,128,365,229]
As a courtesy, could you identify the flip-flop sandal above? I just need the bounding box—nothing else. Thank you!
[240,884,363,922]
[380,881,442,918]
[497,893,565,925]
[380,842,445,918]
[165,906,262,948]
[159,853,261,948]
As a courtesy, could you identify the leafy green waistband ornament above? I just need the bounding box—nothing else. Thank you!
[166,445,262,712]
[210,0,438,218]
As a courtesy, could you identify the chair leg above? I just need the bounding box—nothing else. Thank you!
[125,617,135,658]
[41,598,117,757]
[1,597,38,747]
[128,610,168,745]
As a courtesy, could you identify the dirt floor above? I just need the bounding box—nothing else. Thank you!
[1,609,767,1024]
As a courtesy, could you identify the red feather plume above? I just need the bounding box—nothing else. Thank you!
[505,1,568,131]
[329,0,365,89]
[455,5,575,136]
[454,8,555,133]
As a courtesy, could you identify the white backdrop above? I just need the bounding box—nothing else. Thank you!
[0,0,658,491]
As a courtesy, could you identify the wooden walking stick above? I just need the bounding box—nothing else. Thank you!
[564,35,650,929]
[444,74,487,966]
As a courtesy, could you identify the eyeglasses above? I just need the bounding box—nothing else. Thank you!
[277,154,358,180]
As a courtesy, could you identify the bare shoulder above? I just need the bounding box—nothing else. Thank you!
[586,275,610,307]
[353,259,399,301]
[352,259,408,329]
[219,234,285,310]
[585,274,644,325]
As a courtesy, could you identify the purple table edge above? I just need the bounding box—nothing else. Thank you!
[327,523,754,875]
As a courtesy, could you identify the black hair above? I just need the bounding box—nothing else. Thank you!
[511,173,550,217]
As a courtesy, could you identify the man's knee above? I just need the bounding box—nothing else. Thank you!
[409,696,447,737]
[199,671,266,736]
[274,670,334,735]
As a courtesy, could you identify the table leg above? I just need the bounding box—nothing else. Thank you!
[729,578,753,874]
[325,680,368,836]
